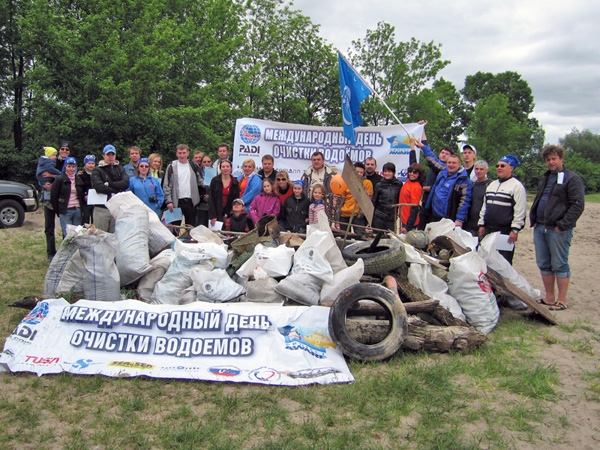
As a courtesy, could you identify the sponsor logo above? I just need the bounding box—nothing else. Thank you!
[108,361,155,370]
[10,324,38,343]
[477,272,493,294]
[160,365,204,372]
[25,355,59,365]
[240,124,261,144]
[22,302,49,325]
[209,366,241,377]
[286,367,342,379]
[72,359,94,369]
[249,367,280,382]
[278,325,327,359]
[3,349,15,357]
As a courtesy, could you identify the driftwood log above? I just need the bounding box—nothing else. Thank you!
[338,275,485,354]
[346,316,486,353]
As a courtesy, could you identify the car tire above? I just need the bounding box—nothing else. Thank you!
[342,239,406,275]
[0,199,25,228]
[328,283,408,361]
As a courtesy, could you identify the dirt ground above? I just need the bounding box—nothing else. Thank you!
[511,201,600,449]
[11,203,600,448]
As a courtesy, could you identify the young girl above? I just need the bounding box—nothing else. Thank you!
[280,180,310,233]
[399,163,425,234]
[308,183,326,225]
[249,178,280,224]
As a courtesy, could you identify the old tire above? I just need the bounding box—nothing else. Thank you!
[342,239,406,275]
[0,199,25,228]
[328,283,408,361]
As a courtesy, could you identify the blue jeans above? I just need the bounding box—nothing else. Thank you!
[533,225,573,278]
[59,208,82,238]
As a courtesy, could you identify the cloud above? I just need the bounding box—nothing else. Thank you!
[293,0,600,144]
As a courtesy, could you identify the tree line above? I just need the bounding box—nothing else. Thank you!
[1,0,597,191]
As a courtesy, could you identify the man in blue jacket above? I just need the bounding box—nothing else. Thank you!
[530,145,585,311]
[424,152,472,228]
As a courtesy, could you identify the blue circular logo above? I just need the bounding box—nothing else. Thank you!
[240,124,261,144]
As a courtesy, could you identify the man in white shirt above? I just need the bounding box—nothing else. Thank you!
[163,144,204,228]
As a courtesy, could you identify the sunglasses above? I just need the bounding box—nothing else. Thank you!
[138,164,149,168]
[276,177,287,181]
[60,148,70,151]
[496,164,508,168]
[408,169,419,174]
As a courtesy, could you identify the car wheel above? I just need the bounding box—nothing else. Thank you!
[0,199,25,228]
[342,239,406,275]
[328,283,408,361]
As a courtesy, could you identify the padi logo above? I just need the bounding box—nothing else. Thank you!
[240,124,261,144]
[22,302,49,325]
[108,361,155,370]
[209,366,241,377]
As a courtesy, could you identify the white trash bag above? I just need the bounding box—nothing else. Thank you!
[74,229,121,301]
[448,252,499,334]
[292,230,334,283]
[44,225,81,296]
[408,263,466,322]
[56,250,85,295]
[237,244,294,278]
[113,202,152,286]
[244,266,285,303]
[191,268,245,303]
[320,259,364,307]
[478,233,537,309]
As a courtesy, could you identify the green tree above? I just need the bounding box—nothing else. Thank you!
[349,21,449,127]
[405,78,464,149]
[560,128,600,163]
[461,71,544,162]
[236,0,338,126]
[465,93,532,164]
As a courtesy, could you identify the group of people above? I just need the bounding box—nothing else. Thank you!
[37,126,585,312]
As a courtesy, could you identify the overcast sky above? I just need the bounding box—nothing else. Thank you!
[293,0,600,145]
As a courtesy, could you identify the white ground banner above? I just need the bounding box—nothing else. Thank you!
[232,118,424,181]
[0,299,354,386]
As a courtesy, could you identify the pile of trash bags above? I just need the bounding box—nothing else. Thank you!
[44,192,365,308]
[44,193,541,337]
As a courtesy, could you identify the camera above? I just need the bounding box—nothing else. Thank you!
[149,196,158,203]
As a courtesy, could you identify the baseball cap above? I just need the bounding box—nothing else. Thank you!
[232,198,245,207]
[103,145,116,154]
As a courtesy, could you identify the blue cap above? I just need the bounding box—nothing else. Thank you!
[103,145,116,154]
[499,155,521,168]
[64,157,77,166]
[138,158,150,165]
[84,155,95,164]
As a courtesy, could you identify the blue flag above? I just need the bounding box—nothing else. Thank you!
[338,53,371,145]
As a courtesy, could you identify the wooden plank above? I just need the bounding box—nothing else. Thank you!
[486,268,558,325]
[341,154,374,225]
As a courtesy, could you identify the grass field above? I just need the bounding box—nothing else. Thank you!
[0,208,598,449]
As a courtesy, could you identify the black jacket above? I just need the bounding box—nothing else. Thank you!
[50,173,85,215]
[91,162,129,204]
[372,177,402,221]
[280,194,310,233]
[208,175,240,221]
[530,167,585,231]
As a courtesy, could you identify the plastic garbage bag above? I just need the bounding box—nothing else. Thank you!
[448,252,499,334]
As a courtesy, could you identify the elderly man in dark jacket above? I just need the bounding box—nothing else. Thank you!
[530,145,585,311]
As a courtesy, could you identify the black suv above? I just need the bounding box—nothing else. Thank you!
[0,180,39,228]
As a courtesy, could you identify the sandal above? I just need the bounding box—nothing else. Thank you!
[549,302,568,311]
[536,298,555,306]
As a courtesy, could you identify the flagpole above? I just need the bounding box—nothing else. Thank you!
[337,51,413,138]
